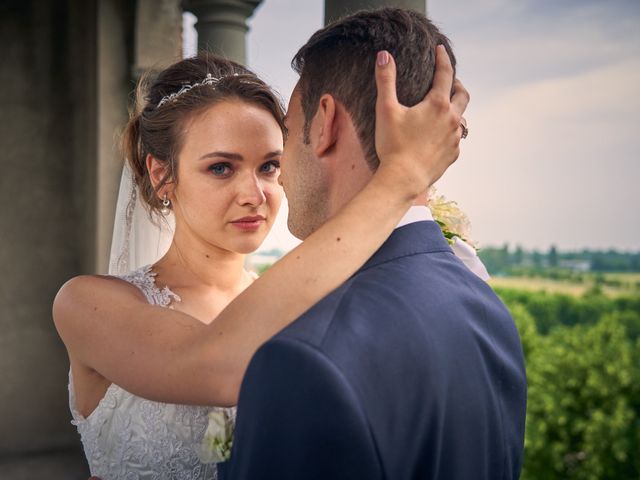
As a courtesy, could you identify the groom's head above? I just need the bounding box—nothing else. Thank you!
[281,7,455,239]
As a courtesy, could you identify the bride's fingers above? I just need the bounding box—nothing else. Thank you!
[451,79,470,116]
[420,45,454,107]
[374,50,400,119]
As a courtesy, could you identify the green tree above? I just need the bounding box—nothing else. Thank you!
[510,303,539,359]
[477,243,513,274]
[549,245,558,268]
[520,314,639,479]
[532,250,543,269]
[514,245,524,266]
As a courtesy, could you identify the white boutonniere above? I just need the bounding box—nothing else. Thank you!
[199,408,236,463]
[428,187,490,281]
[428,186,476,248]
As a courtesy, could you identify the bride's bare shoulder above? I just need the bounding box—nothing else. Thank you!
[53,274,147,324]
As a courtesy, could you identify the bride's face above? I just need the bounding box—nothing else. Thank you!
[170,99,284,254]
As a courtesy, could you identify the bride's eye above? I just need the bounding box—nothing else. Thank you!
[209,163,232,177]
[260,160,280,175]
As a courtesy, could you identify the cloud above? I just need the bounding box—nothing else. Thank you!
[247,0,640,252]
[437,58,640,250]
[431,0,640,97]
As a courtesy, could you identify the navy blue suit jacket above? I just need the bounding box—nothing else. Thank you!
[222,221,527,479]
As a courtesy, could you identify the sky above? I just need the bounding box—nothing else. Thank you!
[185,0,640,253]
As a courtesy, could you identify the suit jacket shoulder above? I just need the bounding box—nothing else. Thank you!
[230,222,527,480]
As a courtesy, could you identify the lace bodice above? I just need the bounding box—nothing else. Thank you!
[68,265,234,479]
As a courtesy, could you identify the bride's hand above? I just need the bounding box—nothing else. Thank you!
[374,45,470,198]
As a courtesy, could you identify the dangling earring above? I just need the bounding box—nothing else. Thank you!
[160,193,171,215]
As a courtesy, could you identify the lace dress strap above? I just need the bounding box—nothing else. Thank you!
[119,264,181,308]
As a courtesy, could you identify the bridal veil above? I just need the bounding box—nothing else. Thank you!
[108,163,174,276]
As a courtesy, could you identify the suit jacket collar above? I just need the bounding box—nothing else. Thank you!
[361,221,453,272]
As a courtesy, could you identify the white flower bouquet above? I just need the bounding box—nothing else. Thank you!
[199,408,236,464]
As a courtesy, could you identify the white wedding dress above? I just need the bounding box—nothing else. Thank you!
[68,265,234,479]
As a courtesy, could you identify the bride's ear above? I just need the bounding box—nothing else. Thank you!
[146,153,173,199]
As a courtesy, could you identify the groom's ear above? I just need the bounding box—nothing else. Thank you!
[311,94,338,158]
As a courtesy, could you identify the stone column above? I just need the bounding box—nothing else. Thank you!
[182,0,263,64]
[325,0,425,24]
[94,0,136,275]
[0,0,176,476]
[94,0,183,275]
[0,0,113,476]
[0,0,97,458]
[134,0,183,78]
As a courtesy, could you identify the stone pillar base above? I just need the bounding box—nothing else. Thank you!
[182,0,263,64]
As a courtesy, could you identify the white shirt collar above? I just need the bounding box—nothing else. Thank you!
[396,205,434,229]
[393,205,491,282]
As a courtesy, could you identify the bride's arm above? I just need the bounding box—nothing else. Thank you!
[54,48,469,406]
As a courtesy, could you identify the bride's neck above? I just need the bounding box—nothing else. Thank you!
[156,228,248,292]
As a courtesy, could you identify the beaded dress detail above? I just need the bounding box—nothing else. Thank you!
[68,265,234,479]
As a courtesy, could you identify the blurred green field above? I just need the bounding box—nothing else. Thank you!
[604,272,640,283]
[489,272,640,298]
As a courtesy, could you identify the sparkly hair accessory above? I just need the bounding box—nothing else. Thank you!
[156,72,240,108]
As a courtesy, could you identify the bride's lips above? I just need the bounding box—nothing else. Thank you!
[230,215,266,231]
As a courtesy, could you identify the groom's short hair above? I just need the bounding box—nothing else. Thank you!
[292,7,456,171]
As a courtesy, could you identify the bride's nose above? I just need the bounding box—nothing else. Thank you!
[235,172,266,207]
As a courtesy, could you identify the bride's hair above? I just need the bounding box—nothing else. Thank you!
[121,53,286,216]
